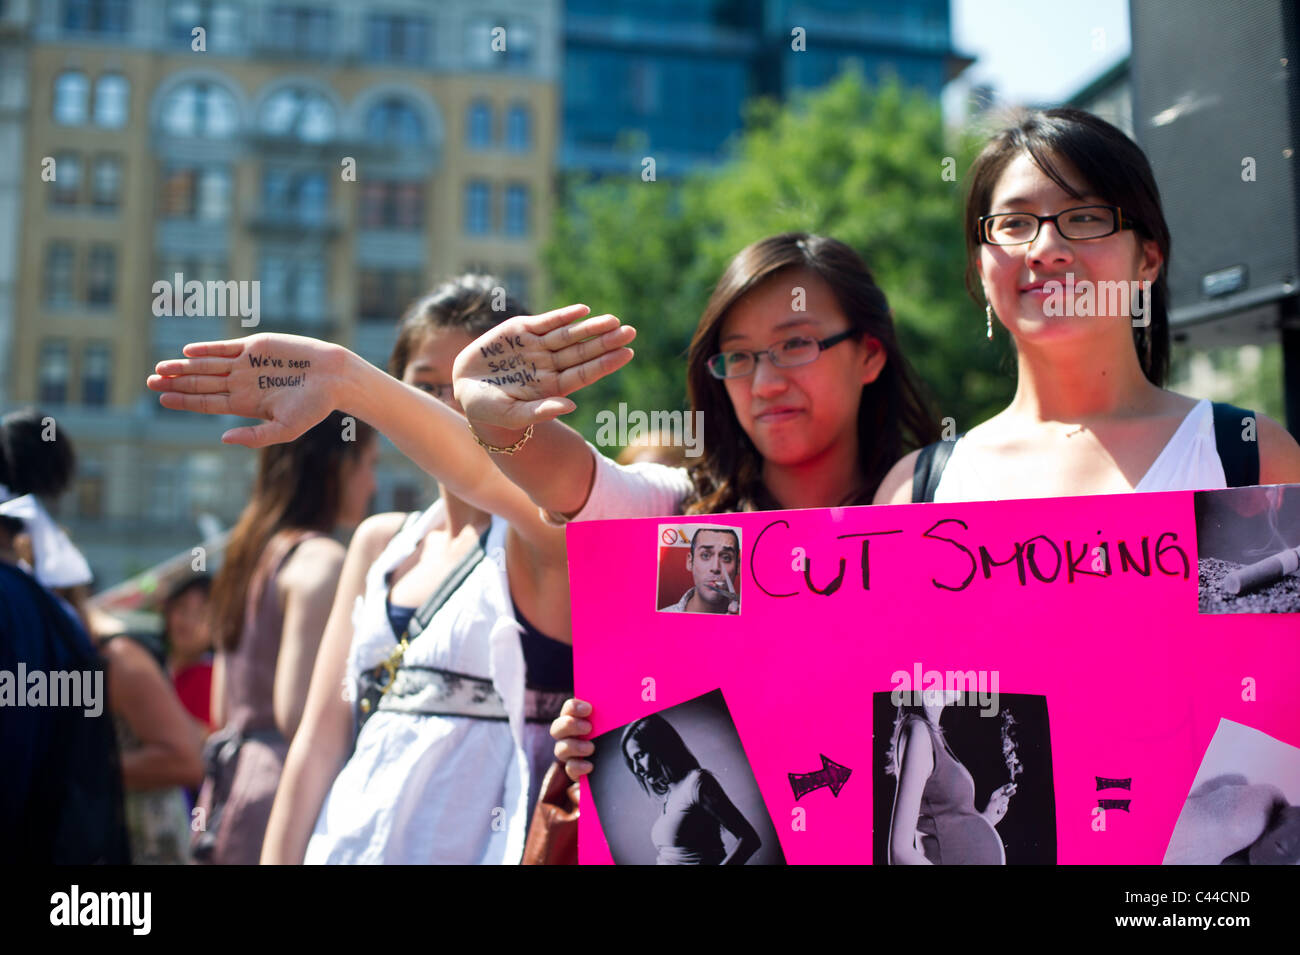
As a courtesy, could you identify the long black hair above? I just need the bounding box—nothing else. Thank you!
[963,108,1173,385]
[685,233,940,513]
[621,714,700,797]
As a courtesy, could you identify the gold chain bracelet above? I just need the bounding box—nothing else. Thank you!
[467,421,534,455]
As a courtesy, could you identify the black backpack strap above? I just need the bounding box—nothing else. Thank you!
[911,438,962,503]
[1211,402,1260,488]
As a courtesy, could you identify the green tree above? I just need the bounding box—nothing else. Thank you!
[543,70,1015,445]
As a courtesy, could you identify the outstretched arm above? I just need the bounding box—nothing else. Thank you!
[144,309,625,543]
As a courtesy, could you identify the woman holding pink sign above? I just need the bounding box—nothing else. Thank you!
[874,108,1300,506]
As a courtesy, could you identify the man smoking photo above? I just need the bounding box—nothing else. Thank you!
[657,525,741,614]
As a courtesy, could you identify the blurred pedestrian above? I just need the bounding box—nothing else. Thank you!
[163,574,215,735]
[194,411,377,864]
[0,408,130,863]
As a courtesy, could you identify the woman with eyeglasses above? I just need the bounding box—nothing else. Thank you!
[446,233,940,779]
[871,108,1300,507]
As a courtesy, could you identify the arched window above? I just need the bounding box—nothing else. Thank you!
[365,97,425,147]
[259,87,336,143]
[93,74,130,128]
[467,100,493,149]
[159,81,239,138]
[53,71,90,125]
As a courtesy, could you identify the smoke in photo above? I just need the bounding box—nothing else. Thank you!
[1195,485,1300,614]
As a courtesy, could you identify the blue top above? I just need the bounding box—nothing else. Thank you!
[385,600,417,645]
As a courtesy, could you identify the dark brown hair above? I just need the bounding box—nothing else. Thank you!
[209,411,375,651]
[388,273,529,378]
[621,714,700,797]
[684,233,939,514]
[963,107,1172,385]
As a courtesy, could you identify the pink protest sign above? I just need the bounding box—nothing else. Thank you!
[568,485,1300,865]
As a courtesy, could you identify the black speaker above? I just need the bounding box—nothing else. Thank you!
[1131,0,1300,338]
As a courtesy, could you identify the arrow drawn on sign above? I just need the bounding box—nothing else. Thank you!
[788,754,852,800]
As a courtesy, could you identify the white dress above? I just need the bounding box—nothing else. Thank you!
[933,399,1228,502]
[304,501,557,864]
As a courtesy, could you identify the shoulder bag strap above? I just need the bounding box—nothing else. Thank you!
[1210,402,1260,488]
[910,438,962,504]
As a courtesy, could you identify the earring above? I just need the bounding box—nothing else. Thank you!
[986,303,994,340]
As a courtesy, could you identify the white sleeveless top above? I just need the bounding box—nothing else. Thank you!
[934,399,1228,502]
[304,500,555,864]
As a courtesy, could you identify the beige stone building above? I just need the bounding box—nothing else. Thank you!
[6,0,559,586]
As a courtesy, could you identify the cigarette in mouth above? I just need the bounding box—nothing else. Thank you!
[716,567,737,600]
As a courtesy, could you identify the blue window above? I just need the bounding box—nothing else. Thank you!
[159,81,239,138]
[168,1,242,50]
[366,13,429,64]
[82,343,112,406]
[260,87,336,142]
[62,0,129,35]
[505,104,531,152]
[467,100,493,149]
[93,74,129,128]
[39,341,71,405]
[464,181,491,236]
[44,243,75,308]
[262,168,329,224]
[504,184,529,237]
[267,5,333,57]
[365,98,425,147]
[53,71,89,125]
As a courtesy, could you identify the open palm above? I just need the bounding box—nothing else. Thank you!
[453,304,637,433]
[146,333,343,447]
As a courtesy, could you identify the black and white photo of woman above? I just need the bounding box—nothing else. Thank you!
[886,690,1017,865]
[620,713,760,865]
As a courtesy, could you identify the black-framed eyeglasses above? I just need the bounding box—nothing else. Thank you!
[706,329,857,380]
[978,204,1137,246]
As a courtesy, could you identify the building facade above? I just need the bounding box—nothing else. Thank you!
[8,0,559,586]
[0,0,34,406]
[561,0,966,175]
